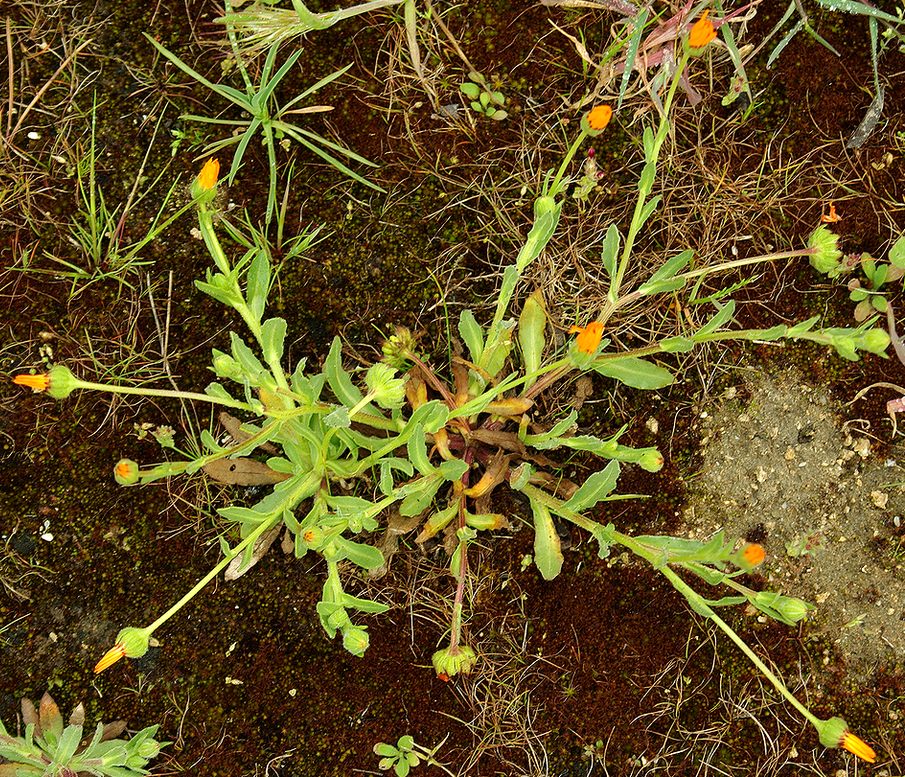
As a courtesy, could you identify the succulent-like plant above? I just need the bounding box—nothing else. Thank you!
[0,693,164,777]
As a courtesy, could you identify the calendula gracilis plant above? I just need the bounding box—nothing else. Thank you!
[12,12,884,767]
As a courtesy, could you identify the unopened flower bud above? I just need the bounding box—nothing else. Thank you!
[94,627,150,673]
[808,227,844,277]
[432,644,478,678]
[114,458,140,486]
[342,626,370,657]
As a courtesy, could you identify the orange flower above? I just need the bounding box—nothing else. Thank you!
[197,158,220,191]
[94,642,127,674]
[840,730,876,763]
[13,373,50,392]
[742,543,765,567]
[821,202,841,223]
[688,10,717,49]
[569,322,604,354]
[587,105,612,132]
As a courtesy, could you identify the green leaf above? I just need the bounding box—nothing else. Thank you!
[564,461,621,512]
[659,336,695,353]
[638,161,656,195]
[334,537,384,570]
[230,332,267,383]
[374,743,399,758]
[260,317,287,364]
[518,290,546,387]
[399,475,443,516]
[245,249,271,323]
[636,194,661,231]
[617,8,649,110]
[695,300,736,337]
[341,593,390,614]
[325,407,351,428]
[889,236,905,268]
[325,337,363,407]
[530,498,563,580]
[600,223,621,280]
[52,724,83,764]
[438,459,469,481]
[593,356,674,389]
[458,309,485,365]
[406,425,435,475]
[638,249,693,295]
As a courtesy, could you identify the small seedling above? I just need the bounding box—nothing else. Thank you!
[373,735,454,777]
[459,71,507,121]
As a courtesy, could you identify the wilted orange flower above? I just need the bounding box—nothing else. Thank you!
[197,158,220,190]
[587,104,612,131]
[688,10,717,49]
[13,373,50,392]
[94,642,127,674]
[840,730,876,763]
[742,543,765,566]
[569,322,604,354]
[821,202,841,223]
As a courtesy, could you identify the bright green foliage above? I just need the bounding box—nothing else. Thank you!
[811,229,905,323]
[0,694,164,777]
[460,71,507,121]
[145,35,383,223]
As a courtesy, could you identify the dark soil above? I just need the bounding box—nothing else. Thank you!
[2,2,904,776]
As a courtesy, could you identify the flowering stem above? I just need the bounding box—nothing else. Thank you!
[607,47,692,311]
[658,565,821,729]
[70,377,252,411]
[548,129,590,197]
[145,512,282,635]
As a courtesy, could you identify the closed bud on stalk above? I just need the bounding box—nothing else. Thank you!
[94,627,151,673]
[114,458,140,486]
[342,626,370,656]
[808,226,844,277]
[432,644,478,678]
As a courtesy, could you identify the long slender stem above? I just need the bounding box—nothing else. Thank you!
[74,378,252,410]
[145,513,281,634]
[607,48,692,311]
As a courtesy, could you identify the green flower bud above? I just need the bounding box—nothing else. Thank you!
[94,626,150,673]
[431,644,478,678]
[533,195,558,217]
[135,739,162,760]
[211,350,242,381]
[117,626,151,658]
[47,365,79,399]
[816,716,848,749]
[114,458,140,486]
[342,626,370,657]
[637,448,664,473]
[808,227,844,277]
[365,363,407,410]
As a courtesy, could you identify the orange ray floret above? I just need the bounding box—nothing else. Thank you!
[94,643,127,674]
[13,373,50,392]
[742,543,765,567]
[840,731,876,763]
[689,10,717,49]
[197,158,220,191]
[587,104,612,132]
[569,322,604,354]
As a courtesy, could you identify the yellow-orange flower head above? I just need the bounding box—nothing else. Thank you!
[197,158,220,191]
[13,373,50,392]
[840,731,876,763]
[742,543,765,567]
[587,105,612,132]
[689,10,717,49]
[569,322,605,355]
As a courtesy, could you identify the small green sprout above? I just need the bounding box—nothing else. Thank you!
[459,71,507,120]
[373,735,455,777]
